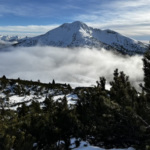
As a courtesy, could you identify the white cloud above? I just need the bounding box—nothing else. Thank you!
[87,22,150,37]
[74,0,150,39]
[0,46,143,89]
[109,0,150,8]
[0,2,82,17]
[0,0,150,40]
[0,25,59,37]
[0,4,57,17]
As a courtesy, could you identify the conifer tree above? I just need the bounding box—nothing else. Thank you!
[96,77,106,90]
[139,45,150,149]
[52,79,55,85]
[141,45,150,103]
[110,69,137,107]
[67,84,72,92]
[107,69,142,147]
[2,75,6,79]
[18,103,28,117]
[31,101,41,113]
[43,95,55,112]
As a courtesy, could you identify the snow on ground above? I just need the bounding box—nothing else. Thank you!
[9,95,34,104]
[53,95,65,101]
[16,21,147,55]
[67,94,78,104]
[0,92,6,98]
[53,94,78,105]
[3,93,79,110]
[3,95,46,110]
[73,140,135,150]
[74,146,135,150]
[65,138,135,150]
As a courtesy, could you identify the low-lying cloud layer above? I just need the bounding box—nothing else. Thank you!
[0,46,144,89]
[0,40,16,49]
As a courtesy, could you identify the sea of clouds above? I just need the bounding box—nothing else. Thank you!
[0,46,144,89]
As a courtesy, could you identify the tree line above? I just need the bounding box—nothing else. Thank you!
[0,47,150,150]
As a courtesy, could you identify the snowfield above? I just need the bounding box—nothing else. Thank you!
[55,138,136,150]
[74,146,135,150]
[15,21,148,55]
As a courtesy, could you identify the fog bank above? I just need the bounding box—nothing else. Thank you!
[0,46,143,89]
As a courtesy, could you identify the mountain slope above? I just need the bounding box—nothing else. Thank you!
[0,35,23,42]
[16,21,148,55]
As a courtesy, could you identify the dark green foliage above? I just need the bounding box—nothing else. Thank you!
[0,134,16,150]
[52,79,55,85]
[67,84,72,92]
[43,95,55,112]
[1,52,150,150]
[2,75,6,79]
[30,101,41,113]
[138,46,150,148]
[110,69,137,107]
[96,77,106,90]
[18,103,28,117]
[141,46,150,102]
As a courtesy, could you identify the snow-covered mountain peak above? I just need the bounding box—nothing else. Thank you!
[56,21,92,38]
[103,29,118,34]
[61,21,88,30]
[15,21,149,55]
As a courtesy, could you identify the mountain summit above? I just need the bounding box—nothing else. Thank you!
[16,21,148,55]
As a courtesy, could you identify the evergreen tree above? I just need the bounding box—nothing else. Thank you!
[139,45,150,149]
[140,45,150,104]
[2,75,6,79]
[0,135,16,150]
[109,69,137,107]
[67,84,72,92]
[30,101,41,113]
[52,79,55,85]
[18,103,28,117]
[96,77,106,90]
[43,95,55,112]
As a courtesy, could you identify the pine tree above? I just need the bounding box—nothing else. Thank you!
[67,84,72,92]
[52,79,55,85]
[43,95,55,112]
[0,135,16,150]
[2,75,6,79]
[110,69,137,107]
[140,45,150,103]
[107,69,142,147]
[30,101,41,113]
[18,103,28,117]
[139,45,150,149]
[96,77,106,90]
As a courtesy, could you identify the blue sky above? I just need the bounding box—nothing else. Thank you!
[0,0,150,41]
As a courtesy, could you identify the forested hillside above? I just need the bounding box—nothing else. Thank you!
[0,48,150,150]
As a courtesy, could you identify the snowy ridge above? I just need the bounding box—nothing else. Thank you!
[16,21,148,55]
[0,35,22,42]
[0,35,30,44]
[0,80,77,110]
